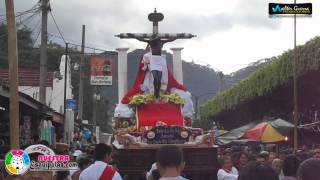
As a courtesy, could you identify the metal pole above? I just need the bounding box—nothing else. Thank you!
[193,92,217,120]
[218,72,224,94]
[63,43,68,143]
[39,0,49,104]
[93,86,97,127]
[293,0,298,153]
[6,0,20,149]
[78,25,85,121]
[194,97,199,120]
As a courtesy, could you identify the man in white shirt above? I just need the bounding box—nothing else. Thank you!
[80,143,122,180]
[155,145,188,180]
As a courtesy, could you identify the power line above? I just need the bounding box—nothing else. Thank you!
[32,25,41,46]
[0,10,40,39]
[46,6,110,52]
[0,6,40,20]
[49,11,66,44]
[49,3,110,52]
[47,32,110,52]
[2,3,111,54]
[17,12,40,28]
[68,42,108,53]
[0,3,41,24]
[25,18,41,37]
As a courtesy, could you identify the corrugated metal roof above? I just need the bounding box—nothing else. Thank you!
[0,69,54,87]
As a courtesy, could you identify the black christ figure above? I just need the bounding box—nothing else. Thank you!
[115,9,195,99]
[137,36,176,56]
[138,36,176,99]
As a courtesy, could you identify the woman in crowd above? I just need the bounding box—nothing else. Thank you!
[217,156,238,180]
[237,152,249,171]
[272,158,284,180]
[269,152,278,165]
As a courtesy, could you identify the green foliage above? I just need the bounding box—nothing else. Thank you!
[200,37,320,122]
[0,23,33,68]
[0,23,65,70]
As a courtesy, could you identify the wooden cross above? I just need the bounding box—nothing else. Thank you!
[115,9,195,55]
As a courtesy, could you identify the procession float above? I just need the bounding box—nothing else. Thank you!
[112,9,218,180]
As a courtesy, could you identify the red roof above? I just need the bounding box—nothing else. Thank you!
[0,69,54,87]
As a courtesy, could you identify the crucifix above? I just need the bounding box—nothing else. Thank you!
[115,8,195,55]
[115,9,195,99]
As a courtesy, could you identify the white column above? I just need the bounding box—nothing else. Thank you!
[116,48,129,102]
[171,47,184,84]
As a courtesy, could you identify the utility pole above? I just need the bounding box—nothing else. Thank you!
[218,71,224,94]
[293,0,298,153]
[193,92,216,120]
[39,0,49,104]
[6,0,20,149]
[194,96,199,120]
[78,25,85,121]
[93,86,99,127]
[63,43,68,143]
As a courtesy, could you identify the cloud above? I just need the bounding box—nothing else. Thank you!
[159,0,280,39]
[0,0,284,69]
[1,0,280,49]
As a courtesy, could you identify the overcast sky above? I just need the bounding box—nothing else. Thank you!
[1,0,319,73]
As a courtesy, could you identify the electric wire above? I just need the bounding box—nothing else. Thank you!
[49,11,66,44]
[0,10,40,39]
[47,33,110,53]
[0,3,41,24]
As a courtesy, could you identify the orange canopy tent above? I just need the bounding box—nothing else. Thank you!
[244,122,287,143]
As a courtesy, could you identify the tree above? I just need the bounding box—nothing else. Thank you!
[0,23,65,70]
[0,23,33,68]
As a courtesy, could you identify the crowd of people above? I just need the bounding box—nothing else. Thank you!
[1,141,320,180]
[75,143,188,180]
[0,141,188,180]
[216,146,320,180]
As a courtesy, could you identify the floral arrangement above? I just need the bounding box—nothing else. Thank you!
[129,93,185,108]
[163,93,185,105]
[129,93,154,107]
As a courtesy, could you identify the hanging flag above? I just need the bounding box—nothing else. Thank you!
[90,56,112,85]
